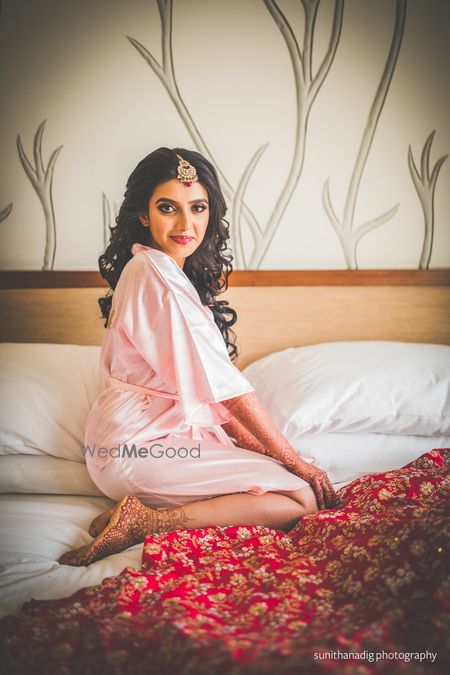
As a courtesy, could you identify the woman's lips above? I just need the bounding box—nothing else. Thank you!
[171,236,194,245]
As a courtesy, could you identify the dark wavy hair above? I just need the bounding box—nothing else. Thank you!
[98,147,239,361]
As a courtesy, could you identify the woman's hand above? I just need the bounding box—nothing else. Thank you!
[221,392,337,510]
[288,458,336,511]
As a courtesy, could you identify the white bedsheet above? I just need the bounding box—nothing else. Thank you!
[0,494,143,617]
[1,484,356,619]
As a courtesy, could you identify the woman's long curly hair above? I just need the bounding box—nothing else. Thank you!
[98,147,239,361]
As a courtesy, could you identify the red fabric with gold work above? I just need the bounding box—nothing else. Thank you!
[1,449,449,674]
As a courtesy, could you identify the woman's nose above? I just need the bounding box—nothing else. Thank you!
[177,209,192,231]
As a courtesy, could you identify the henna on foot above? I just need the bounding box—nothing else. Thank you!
[59,496,189,566]
[89,506,115,537]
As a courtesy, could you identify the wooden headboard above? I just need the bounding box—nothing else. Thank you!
[1,270,449,369]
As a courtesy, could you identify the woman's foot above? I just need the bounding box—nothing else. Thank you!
[59,496,152,566]
[88,506,115,537]
[58,496,188,566]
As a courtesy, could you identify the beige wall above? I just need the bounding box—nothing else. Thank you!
[0,0,448,271]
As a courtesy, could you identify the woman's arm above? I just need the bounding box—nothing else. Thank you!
[221,391,336,509]
[221,392,301,469]
[221,415,268,455]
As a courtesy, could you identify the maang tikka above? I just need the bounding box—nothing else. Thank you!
[176,153,198,186]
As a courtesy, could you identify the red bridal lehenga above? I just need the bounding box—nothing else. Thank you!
[1,449,449,675]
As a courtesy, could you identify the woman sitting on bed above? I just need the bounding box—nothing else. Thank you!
[59,147,336,566]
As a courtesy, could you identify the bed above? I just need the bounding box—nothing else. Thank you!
[0,269,449,674]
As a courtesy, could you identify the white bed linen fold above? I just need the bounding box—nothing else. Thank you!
[0,494,142,617]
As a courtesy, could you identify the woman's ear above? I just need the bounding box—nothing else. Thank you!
[139,213,149,227]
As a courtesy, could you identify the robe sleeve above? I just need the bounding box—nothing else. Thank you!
[142,292,255,427]
[114,254,168,342]
[120,252,255,427]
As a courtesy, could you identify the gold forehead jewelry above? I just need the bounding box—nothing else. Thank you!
[176,153,198,186]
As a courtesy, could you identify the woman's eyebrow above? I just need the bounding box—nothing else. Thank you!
[155,197,208,205]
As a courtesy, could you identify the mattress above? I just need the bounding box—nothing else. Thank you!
[1,340,449,623]
[1,485,355,619]
[0,494,143,617]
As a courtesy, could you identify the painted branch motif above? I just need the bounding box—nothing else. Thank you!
[102,192,111,250]
[129,0,342,268]
[6,0,442,272]
[127,0,262,268]
[250,0,344,267]
[322,0,407,269]
[102,192,120,250]
[232,143,270,266]
[16,120,62,270]
[408,131,448,269]
[0,203,12,222]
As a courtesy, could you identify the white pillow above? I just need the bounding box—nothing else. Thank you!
[0,435,446,494]
[291,432,450,484]
[0,343,105,461]
[243,341,450,437]
[0,455,104,496]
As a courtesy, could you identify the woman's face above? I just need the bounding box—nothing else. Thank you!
[140,178,210,268]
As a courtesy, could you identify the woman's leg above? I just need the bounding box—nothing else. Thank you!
[89,484,318,537]
[60,489,317,566]
[159,489,317,531]
[272,486,319,513]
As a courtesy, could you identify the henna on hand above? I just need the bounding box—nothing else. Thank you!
[288,460,336,510]
[221,392,301,466]
[221,415,268,454]
[221,392,337,510]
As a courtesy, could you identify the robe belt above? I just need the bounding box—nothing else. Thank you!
[108,376,234,447]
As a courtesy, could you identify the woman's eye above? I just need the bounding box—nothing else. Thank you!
[158,203,207,214]
[158,204,174,213]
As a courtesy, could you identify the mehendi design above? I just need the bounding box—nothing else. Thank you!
[59,496,189,566]
[151,504,189,532]
[221,392,301,468]
[221,416,268,455]
[106,308,116,330]
[221,392,337,510]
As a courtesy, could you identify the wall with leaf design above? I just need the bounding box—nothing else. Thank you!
[0,0,448,270]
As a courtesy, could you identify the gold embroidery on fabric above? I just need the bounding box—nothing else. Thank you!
[107,308,116,330]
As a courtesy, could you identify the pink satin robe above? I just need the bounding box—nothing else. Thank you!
[84,243,308,508]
